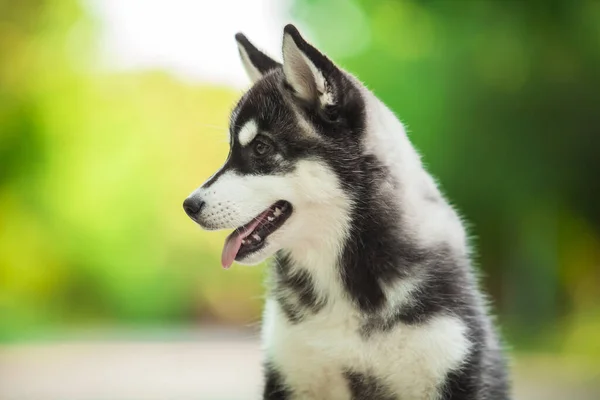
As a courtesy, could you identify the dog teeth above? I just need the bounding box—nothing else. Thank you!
[241,239,247,245]
[252,234,261,241]
[267,216,274,222]
[273,208,282,217]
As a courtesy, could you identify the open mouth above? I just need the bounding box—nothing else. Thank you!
[221,200,293,268]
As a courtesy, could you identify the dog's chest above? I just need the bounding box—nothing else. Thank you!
[262,299,363,399]
[262,298,471,400]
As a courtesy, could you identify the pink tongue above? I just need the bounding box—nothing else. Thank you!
[221,216,265,269]
[221,233,243,269]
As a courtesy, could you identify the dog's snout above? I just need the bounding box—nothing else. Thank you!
[183,196,205,219]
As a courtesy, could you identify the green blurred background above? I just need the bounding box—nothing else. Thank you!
[1,0,599,398]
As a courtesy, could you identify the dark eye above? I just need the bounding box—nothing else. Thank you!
[253,140,271,156]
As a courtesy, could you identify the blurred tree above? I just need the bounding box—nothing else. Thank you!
[0,0,92,339]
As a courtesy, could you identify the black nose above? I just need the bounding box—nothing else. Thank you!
[183,197,205,218]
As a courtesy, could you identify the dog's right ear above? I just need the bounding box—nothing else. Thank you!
[235,33,281,83]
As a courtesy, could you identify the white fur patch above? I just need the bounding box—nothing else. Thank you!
[237,119,259,146]
[263,299,471,399]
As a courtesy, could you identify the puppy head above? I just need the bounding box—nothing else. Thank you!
[184,25,367,268]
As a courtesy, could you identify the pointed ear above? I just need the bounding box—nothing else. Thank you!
[235,33,281,83]
[282,24,339,106]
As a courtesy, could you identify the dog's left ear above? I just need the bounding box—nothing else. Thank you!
[282,24,340,107]
[235,33,281,83]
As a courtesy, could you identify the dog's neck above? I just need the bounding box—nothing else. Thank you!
[360,87,468,255]
[275,86,468,312]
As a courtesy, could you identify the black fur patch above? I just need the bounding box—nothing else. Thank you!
[439,321,510,399]
[263,362,292,400]
[331,153,429,314]
[344,370,396,400]
[360,251,476,337]
[442,358,481,399]
[398,259,472,325]
[271,252,326,323]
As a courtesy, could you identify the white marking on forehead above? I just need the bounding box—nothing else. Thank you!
[238,119,259,146]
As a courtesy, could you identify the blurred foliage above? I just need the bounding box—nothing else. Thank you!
[0,0,264,341]
[0,0,599,360]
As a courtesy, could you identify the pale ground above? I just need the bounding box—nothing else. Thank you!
[0,327,598,400]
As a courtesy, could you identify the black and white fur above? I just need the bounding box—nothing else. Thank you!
[184,25,510,399]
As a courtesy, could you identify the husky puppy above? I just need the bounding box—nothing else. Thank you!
[183,24,510,400]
